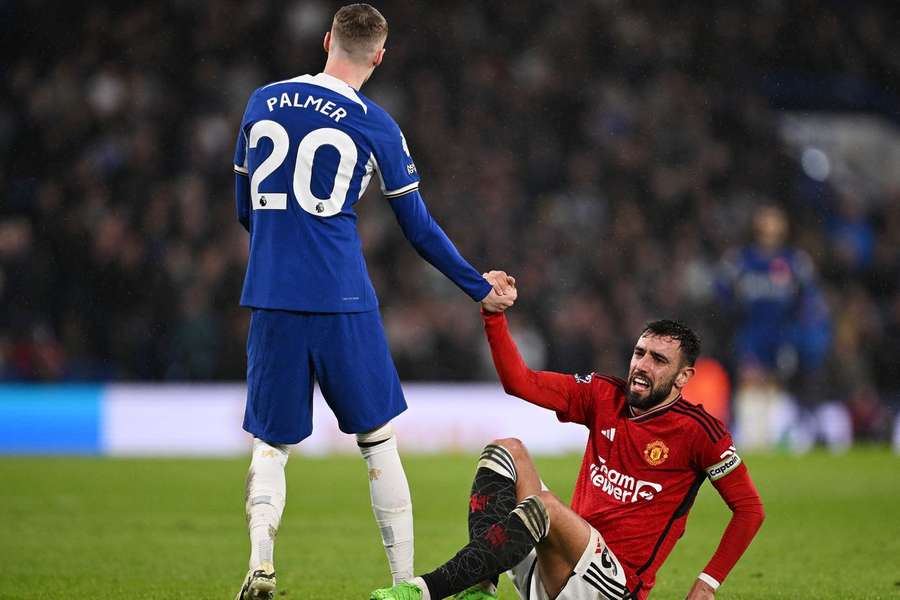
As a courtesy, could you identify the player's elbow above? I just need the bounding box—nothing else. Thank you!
[741,498,766,532]
[499,378,516,395]
[502,383,523,399]
[750,507,765,538]
[408,232,429,252]
[729,490,765,529]
[405,225,435,253]
[498,367,545,401]
[751,489,765,521]
[498,376,526,398]
[397,212,438,251]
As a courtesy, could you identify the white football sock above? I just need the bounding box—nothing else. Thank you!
[246,438,289,570]
[357,424,414,584]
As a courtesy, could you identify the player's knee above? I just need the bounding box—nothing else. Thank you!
[492,437,529,465]
[251,438,290,465]
[535,490,564,520]
[537,490,562,508]
[537,490,565,511]
[356,422,395,449]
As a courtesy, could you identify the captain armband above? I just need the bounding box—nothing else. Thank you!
[705,450,742,481]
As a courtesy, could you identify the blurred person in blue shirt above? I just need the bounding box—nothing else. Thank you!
[827,189,875,277]
[717,205,837,450]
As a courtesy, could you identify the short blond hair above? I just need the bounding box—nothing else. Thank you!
[331,4,388,60]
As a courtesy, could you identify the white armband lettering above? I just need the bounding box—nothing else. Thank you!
[705,452,742,481]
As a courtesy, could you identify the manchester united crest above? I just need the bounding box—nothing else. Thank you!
[643,440,669,466]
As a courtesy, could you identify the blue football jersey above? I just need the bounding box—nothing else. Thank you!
[233,72,420,312]
[716,244,831,368]
[717,245,816,328]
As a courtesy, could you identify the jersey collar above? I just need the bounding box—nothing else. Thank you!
[627,394,682,422]
[261,73,368,114]
[306,72,368,114]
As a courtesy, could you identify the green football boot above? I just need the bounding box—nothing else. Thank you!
[453,583,499,600]
[234,561,276,600]
[369,581,424,600]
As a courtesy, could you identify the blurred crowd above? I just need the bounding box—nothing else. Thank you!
[2,1,899,443]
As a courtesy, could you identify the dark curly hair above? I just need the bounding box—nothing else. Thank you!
[641,320,701,366]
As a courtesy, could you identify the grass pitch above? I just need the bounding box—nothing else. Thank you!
[0,449,897,599]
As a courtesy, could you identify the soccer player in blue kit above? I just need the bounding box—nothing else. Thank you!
[232,5,516,599]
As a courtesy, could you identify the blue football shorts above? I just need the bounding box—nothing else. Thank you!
[243,308,407,444]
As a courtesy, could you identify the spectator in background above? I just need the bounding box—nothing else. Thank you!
[1,1,898,448]
[717,204,849,450]
[828,189,875,278]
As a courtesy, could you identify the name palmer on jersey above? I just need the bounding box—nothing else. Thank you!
[234,73,421,313]
[265,92,349,123]
[234,72,491,313]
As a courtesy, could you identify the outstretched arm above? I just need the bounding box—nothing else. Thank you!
[483,311,585,413]
[686,464,765,599]
[389,190,493,302]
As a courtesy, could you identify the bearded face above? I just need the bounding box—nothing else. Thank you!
[626,369,677,410]
[626,333,687,411]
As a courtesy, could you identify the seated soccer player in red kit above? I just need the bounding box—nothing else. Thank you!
[371,272,764,600]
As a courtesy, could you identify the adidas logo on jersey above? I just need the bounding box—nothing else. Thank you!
[601,428,616,442]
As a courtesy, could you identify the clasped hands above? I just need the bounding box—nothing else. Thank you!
[480,270,517,313]
[480,269,716,600]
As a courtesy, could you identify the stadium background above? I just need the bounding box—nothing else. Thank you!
[2,0,899,448]
[1,2,900,598]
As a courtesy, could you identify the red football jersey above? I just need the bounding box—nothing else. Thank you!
[557,373,739,597]
[480,312,754,599]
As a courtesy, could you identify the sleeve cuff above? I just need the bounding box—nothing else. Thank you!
[473,280,493,302]
[481,307,506,319]
[234,164,249,175]
[698,573,720,590]
[384,182,419,198]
